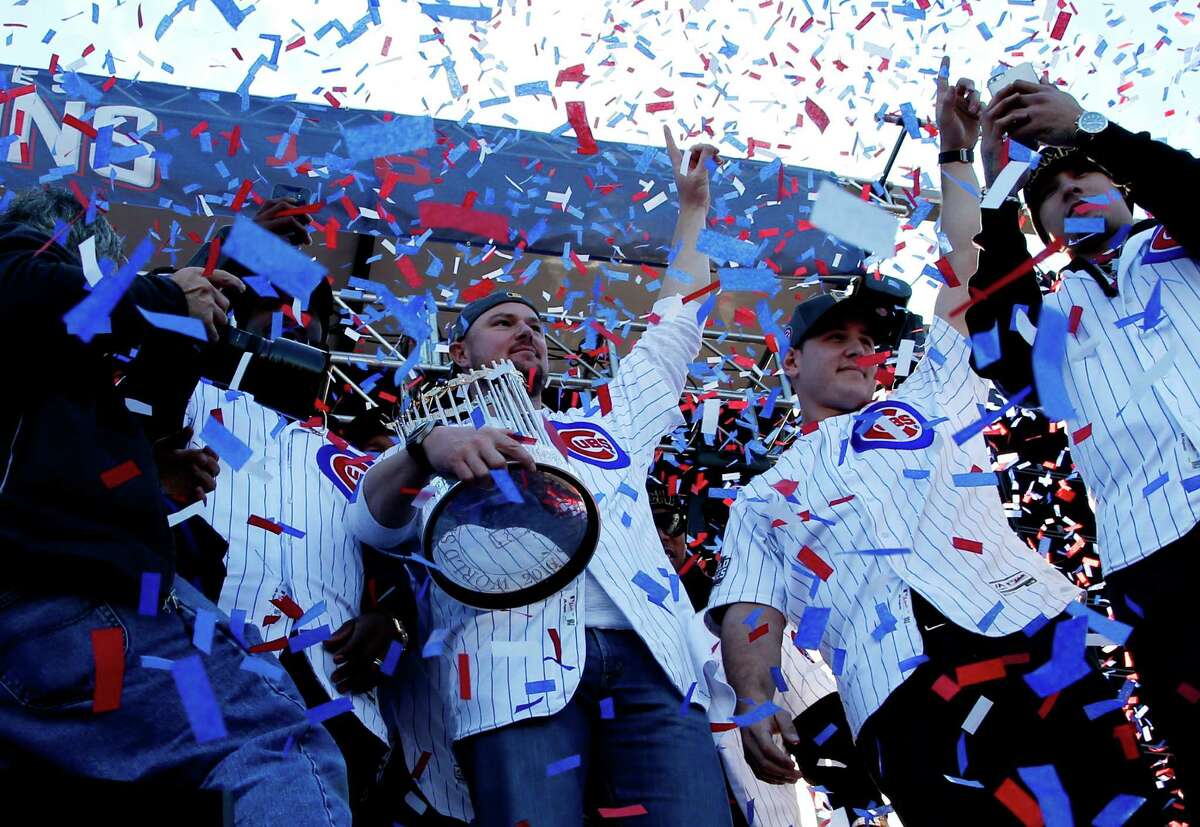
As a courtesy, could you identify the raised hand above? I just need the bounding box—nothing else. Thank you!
[663,124,719,214]
[934,56,981,152]
[253,196,312,247]
[169,266,245,342]
[988,78,1084,148]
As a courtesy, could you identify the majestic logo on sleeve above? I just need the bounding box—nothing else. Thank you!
[1142,225,1187,265]
[316,444,375,499]
[850,400,935,453]
[546,421,630,469]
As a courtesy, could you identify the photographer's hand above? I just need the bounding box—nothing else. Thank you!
[170,267,244,342]
[254,197,312,246]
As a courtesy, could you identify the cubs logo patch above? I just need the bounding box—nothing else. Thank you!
[1142,225,1188,265]
[316,444,375,500]
[547,421,630,470]
[850,400,934,453]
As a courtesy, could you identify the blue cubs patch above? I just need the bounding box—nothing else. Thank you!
[850,400,935,453]
[547,421,630,470]
[315,444,375,500]
[1142,225,1188,265]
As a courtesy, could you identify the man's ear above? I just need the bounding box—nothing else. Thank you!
[448,340,469,369]
[782,345,802,378]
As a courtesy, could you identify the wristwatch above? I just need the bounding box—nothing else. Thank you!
[402,420,440,474]
[938,148,975,165]
[1074,111,1109,144]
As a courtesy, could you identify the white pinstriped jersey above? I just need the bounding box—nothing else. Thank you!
[1050,224,1200,573]
[186,382,387,742]
[708,317,1081,737]
[347,294,706,741]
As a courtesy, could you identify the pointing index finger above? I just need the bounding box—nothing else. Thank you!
[662,124,682,168]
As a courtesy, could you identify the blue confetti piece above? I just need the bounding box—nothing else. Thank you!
[1025,616,1091,698]
[515,80,551,97]
[489,468,524,504]
[1032,306,1078,422]
[514,697,545,714]
[138,572,161,617]
[288,624,332,653]
[898,654,929,672]
[546,754,582,777]
[872,603,898,641]
[63,235,154,343]
[678,680,697,715]
[970,324,1002,368]
[419,2,493,20]
[632,570,670,608]
[731,700,781,727]
[957,733,968,774]
[171,655,228,743]
[944,775,985,788]
[769,666,788,693]
[952,472,998,487]
[813,723,837,746]
[307,696,354,725]
[137,306,208,340]
[221,215,326,306]
[1063,216,1106,234]
[843,547,911,556]
[294,600,327,628]
[208,0,252,30]
[380,639,405,677]
[141,655,174,670]
[1063,601,1132,646]
[1083,698,1124,720]
[1141,278,1164,330]
[599,696,615,719]
[525,679,557,694]
[1091,794,1146,826]
[718,267,779,295]
[977,601,1004,633]
[192,609,217,654]
[1017,765,1072,827]
[239,655,285,680]
[616,481,640,500]
[743,607,764,628]
[1181,474,1200,493]
[903,469,931,479]
[828,648,846,676]
[229,608,247,647]
[1142,472,1169,497]
[794,606,832,649]
[695,229,759,266]
[1022,612,1051,639]
[200,416,253,470]
[343,115,435,162]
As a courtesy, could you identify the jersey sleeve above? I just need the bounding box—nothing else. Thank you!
[897,316,992,434]
[705,477,790,631]
[605,294,703,457]
[345,443,422,551]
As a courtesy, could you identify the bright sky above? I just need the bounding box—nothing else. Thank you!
[4,0,1199,316]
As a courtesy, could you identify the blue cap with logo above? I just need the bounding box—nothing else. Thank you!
[449,291,541,343]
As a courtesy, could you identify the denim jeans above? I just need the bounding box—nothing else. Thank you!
[455,628,734,827]
[0,575,350,826]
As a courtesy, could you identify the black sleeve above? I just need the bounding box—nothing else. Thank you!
[0,226,187,351]
[1086,123,1200,259]
[963,200,1043,402]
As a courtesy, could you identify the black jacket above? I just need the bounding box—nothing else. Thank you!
[965,123,1200,400]
[0,222,188,604]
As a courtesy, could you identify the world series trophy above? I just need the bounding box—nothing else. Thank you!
[399,361,600,609]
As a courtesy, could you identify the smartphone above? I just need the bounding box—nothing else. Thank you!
[987,62,1039,97]
[271,183,311,204]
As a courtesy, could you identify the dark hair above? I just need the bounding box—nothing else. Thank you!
[0,186,123,262]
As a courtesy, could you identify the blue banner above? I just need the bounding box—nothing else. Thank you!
[0,63,864,275]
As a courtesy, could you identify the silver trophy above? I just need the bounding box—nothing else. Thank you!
[400,361,600,609]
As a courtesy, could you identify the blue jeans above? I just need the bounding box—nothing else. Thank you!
[0,576,350,825]
[455,628,734,827]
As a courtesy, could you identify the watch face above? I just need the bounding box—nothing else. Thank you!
[1078,111,1108,134]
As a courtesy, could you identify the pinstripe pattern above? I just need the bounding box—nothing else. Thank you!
[708,318,1081,737]
[346,295,706,744]
[186,383,388,742]
[1048,226,1200,573]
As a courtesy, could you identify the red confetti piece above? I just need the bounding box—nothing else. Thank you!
[935,256,960,288]
[1049,10,1071,40]
[548,628,563,663]
[955,658,1006,686]
[952,537,984,554]
[681,280,720,304]
[458,653,472,699]
[598,806,648,818]
[248,514,283,535]
[230,177,254,212]
[1067,305,1083,334]
[1179,682,1200,704]
[62,113,97,138]
[248,638,289,653]
[419,201,509,241]
[590,321,626,348]
[1071,423,1092,444]
[396,255,421,289]
[597,383,613,415]
[994,778,1043,827]
[460,278,499,303]
[645,101,674,113]
[771,478,798,497]
[269,594,305,619]
[931,674,960,701]
[796,546,833,581]
[100,460,142,489]
[804,98,830,133]
[748,623,769,643]
[1037,692,1058,719]
[855,10,876,30]
[285,36,306,51]
[91,627,125,713]
[1113,722,1139,760]
[565,101,599,155]
[411,751,432,780]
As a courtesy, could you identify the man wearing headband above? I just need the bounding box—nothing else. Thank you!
[709,66,1158,824]
[346,128,735,826]
[966,77,1200,805]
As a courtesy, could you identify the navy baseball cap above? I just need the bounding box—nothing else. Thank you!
[785,275,912,350]
[449,291,541,343]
